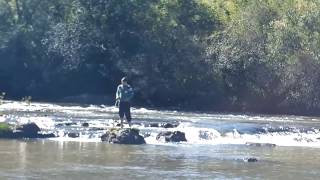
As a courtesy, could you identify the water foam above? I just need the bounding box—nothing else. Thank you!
[174,126,320,147]
[1,100,320,147]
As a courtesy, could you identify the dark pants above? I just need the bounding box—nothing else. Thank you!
[119,101,131,122]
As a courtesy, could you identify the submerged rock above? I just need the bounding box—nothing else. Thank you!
[161,123,179,128]
[243,157,258,162]
[65,122,77,126]
[146,123,160,127]
[55,122,78,127]
[156,131,187,142]
[101,128,146,145]
[199,130,219,140]
[145,122,179,128]
[245,142,276,147]
[68,132,80,138]
[82,122,89,127]
[142,132,151,138]
[294,137,314,142]
[89,127,104,131]
[55,123,64,127]
[115,123,122,127]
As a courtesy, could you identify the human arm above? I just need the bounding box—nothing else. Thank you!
[116,85,121,100]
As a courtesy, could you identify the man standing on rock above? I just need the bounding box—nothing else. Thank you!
[115,77,134,128]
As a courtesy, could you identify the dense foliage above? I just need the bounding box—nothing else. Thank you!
[0,0,320,115]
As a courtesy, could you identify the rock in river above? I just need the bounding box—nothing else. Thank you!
[82,122,89,127]
[101,128,146,145]
[68,132,80,138]
[243,157,258,162]
[161,123,179,128]
[0,122,55,139]
[156,131,187,142]
[16,123,41,137]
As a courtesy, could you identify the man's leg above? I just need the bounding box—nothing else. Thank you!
[124,102,132,127]
[119,102,125,128]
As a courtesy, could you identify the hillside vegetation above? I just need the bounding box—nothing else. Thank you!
[1,0,320,115]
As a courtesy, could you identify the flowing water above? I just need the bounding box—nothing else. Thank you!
[0,101,320,179]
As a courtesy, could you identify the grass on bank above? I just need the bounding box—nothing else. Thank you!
[0,122,12,134]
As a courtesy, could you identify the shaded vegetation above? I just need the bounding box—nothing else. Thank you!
[0,0,320,115]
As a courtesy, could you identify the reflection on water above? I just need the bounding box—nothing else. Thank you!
[0,140,320,179]
[18,142,27,172]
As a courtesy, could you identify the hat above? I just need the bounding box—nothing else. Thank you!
[121,77,128,82]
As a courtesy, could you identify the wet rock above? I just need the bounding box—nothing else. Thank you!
[243,157,258,162]
[265,126,295,133]
[89,127,104,131]
[245,142,276,147]
[68,132,80,138]
[0,122,56,139]
[101,132,116,142]
[156,131,187,142]
[147,123,160,128]
[294,137,314,142]
[16,123,41,138]
[115,123,122,127]
[144,122,179,128]
[142,132,151,138]
[199,130,219,140]
[82,122,89,127]
[65,122,77,126]
[101,128,146,145]
[55,123,64,127]
[55,122,78,127]
[161,123,178,128]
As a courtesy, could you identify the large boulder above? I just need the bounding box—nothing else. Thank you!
[16,123,41,137]
[156,131,187,142]
[0,122,55,139]
[101,128,146,145]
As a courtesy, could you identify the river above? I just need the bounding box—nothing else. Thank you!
[0,101,320,179]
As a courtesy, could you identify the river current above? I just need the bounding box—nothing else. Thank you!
[0,101,320,179]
